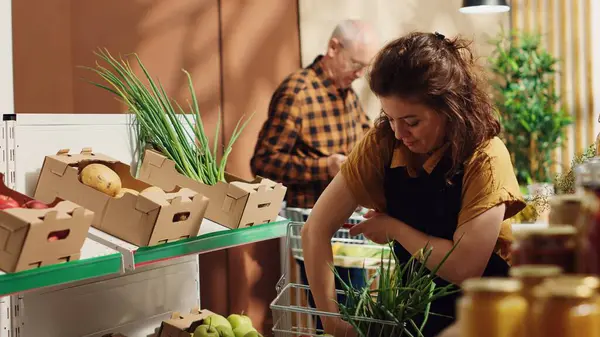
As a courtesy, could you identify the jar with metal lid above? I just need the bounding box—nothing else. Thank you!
[511,226,577,273]
[458,278,527,337]
[532,284,600,337]
[548,194,583,227]
[574,159,600,274]
[509,265,563,337]
[510,265,563,300]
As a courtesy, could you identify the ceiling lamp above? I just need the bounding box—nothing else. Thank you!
[459,0,510,14]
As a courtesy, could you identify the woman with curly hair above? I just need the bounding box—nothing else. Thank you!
[301,31,526,337]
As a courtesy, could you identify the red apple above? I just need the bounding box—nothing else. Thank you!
[0,195,20,210]
[22,200,49,209]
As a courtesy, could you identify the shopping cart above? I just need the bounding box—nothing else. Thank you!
[281,208,392,269]
[271,217,401,337]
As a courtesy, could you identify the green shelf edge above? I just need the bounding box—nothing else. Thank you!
[134,219,291,265]
[0,220,292,296]
[0,253,122,296]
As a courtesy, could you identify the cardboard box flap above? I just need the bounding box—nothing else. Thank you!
[144,148,170,168]
[158,308,215,336]
[52,148,119,166]
[47,148,119,177]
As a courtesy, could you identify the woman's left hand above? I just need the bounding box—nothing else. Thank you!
[349,210,397,244]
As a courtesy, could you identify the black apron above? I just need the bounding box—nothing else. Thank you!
[384,154,510,337]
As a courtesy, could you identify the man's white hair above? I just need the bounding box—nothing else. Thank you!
[330,19,376,48]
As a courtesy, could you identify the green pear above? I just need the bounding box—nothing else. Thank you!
[203,314,232,330]
[193,324,219,337]
[243,331,263,337]
[227,314,253,329]
[233,325,256,337]
[216,325,235,337]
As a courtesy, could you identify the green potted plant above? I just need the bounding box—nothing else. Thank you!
[488,29,572,199]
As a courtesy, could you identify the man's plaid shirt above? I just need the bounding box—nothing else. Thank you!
[251,55,371,208]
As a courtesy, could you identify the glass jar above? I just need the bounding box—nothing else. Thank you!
[509,265,563,337]
[510,265,563,300]
[532,284,600,337]
[548,194,583,227]
[458,278,527,337]
[575,159,600,274]
[511,226,577,273]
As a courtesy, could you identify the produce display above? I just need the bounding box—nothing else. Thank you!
[193,313,262,337]
[0,195,48,210]
[34,149,209,247]
[158,311,264,337]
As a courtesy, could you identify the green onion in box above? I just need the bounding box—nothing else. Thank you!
[82,48,253,185]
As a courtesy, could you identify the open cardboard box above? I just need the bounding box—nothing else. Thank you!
[33,148,210,247]
[157,308,216,337]
[0,173,93,273]
[139,149,287,229]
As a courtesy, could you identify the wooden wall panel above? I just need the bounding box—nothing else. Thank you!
[12,0,223,144]
[512,0,596,172]
[12,0,74,113]
[219,0,300,332]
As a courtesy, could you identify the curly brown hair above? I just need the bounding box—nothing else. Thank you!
[368,32,501,179]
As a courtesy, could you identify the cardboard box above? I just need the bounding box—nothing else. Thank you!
[33,148,210,247]
[139,149,287,229]
[157,308,216,337]
[0,173,93,273]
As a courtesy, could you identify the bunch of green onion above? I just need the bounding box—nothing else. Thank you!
[83,48,252,185]
[333,241,460,337]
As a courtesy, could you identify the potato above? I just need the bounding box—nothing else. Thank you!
[115,188,139,198]
[79,163,122,197]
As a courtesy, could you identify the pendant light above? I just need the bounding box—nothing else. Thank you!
[459,0,510,14]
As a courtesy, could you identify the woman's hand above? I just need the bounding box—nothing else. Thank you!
[323,317,357,337]
[349,210,397,244]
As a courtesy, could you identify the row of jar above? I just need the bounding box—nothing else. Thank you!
[459,265,599,337]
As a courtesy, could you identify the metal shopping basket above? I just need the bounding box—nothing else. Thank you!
[281,208,392,270]
[271,214,401,337]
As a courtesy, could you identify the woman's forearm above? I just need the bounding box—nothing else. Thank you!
[388,220,468,284]
[301,224,339,313]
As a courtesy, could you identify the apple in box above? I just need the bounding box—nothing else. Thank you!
[0,195,50,210]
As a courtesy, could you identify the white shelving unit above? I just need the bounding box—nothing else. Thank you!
[0,114,289,337]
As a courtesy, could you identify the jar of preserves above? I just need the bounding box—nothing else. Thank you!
[458,278,527,337]
[510,265,563,301]
[574,159,600,274]
[548,194,583,227]
[509,265,563,337]
[511,226,577,273]
[532,283,600,337]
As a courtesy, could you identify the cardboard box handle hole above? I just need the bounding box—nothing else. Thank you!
[47,229,71,242]
[258,202,271,209]
[172,212,190,223]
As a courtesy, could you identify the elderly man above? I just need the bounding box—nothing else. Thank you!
[251,19,379,331]
[251,19,379,209]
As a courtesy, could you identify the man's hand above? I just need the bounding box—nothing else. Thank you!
[327,154,347,177]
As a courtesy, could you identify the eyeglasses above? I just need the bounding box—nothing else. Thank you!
[339,42,369,72]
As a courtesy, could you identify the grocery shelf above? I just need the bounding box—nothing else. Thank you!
[88,217,290,268]
[134,218,290,266]
[0,218,290,297]
[0,239,122,296]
